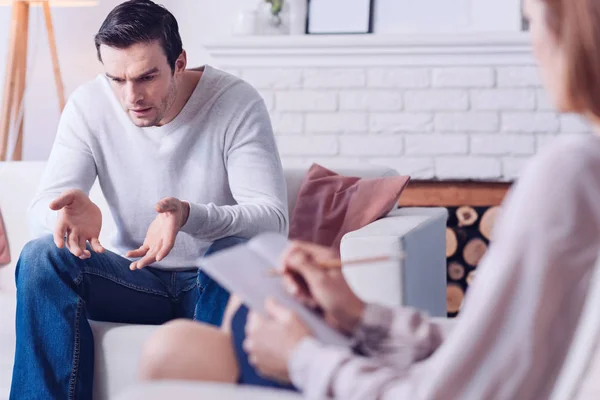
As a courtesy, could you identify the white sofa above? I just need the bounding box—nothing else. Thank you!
[0,161,448,399]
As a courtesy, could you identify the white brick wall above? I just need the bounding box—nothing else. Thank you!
[471,89,535,110]
[432,68,494,88]
[305,112,368,134]
[222,65,587,181]
[367,68,430,88]
[404,90,468,111]
[339,90,403,111]
[435,112,499,132]
[436,157,501,179]
[339,136,404,156]
[405,134,468,155]
[497,67,541,87]
[501,112,559,133]
[370,113,433,133]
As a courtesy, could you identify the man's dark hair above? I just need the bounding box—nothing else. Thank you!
[94,0,183,71]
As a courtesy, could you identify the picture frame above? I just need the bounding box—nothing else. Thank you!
[306,0,374,35]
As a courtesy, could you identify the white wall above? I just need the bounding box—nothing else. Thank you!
[0,0,523,161]
[0,0,211,160]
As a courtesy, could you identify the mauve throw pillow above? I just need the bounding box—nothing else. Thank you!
[0,210,10,266]
[289,164,410,254]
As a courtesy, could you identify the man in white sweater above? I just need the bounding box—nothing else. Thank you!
[9,1,288,398]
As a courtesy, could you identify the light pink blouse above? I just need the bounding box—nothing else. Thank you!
[289,134,600,399]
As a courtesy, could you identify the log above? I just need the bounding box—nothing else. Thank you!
[456,206,478,227]
[399,181,510,207]
[446,228,458,258]
[447,284,465,314]
[463,238,488,267]
[480,206,500,241]
[448,262,466,281]
[466,270,477,286]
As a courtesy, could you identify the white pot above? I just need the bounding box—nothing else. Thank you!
[288,0,307,35]
[233,8,258,36]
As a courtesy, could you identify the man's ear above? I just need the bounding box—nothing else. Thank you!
[175,50,187,74]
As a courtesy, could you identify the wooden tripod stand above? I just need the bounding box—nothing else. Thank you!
[0,0,65,161]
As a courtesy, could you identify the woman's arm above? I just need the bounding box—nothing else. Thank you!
[352,303,455,368]
[288,137,600,399]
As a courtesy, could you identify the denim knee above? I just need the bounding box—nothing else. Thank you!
[15,235,78,294]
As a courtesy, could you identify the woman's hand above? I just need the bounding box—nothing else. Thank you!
[243,298,311,383]
[280,242,366,334]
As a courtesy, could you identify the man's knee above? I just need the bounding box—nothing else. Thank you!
[16,235,74,292]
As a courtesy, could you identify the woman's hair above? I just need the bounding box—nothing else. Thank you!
[544,0,600,117]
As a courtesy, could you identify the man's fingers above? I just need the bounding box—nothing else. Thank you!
[78,236,90,259]
[49,191,75,211]
[53,224,67,249]
[155,240,173,262]
[67,232,82,257]
[130,247,158,270]
[125,245,149,258]
[90,238,105,253]
[155,198,178,213]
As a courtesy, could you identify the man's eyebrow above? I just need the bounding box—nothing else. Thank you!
[105,68,159,81]
[134,68,160,80]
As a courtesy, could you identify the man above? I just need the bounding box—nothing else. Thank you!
[10,0,288,398]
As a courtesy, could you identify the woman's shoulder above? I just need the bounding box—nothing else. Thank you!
[523,134,600,186]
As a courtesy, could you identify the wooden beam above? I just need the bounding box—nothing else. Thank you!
[399,180,511,207]
[11,1,29,161]
[0,1,26,161]
[43,1,65,111]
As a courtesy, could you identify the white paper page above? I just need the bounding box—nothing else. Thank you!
[198,233,352,347]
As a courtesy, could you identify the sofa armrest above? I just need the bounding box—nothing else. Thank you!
[339,207,448,317]
[115,382,303,400]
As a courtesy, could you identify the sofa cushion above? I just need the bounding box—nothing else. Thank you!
[289,164,410,254]
[0,212,9,266]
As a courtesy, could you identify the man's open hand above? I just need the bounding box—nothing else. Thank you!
[50,189,104,259]
[126,197,189,270]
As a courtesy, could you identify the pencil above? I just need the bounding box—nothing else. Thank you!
[266,254,402,276]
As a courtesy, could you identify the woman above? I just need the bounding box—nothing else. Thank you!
[139,0,600,397]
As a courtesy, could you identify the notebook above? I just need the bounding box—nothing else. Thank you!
[198,232,352,347]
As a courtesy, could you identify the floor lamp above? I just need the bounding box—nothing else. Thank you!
[0,0,96,161]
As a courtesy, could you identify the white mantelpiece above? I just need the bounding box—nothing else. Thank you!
[202,33,591,182]
[203,33,534,67]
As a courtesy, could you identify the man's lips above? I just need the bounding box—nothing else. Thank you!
[131,107,152,115]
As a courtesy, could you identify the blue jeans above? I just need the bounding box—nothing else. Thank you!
[10,235,245,400]
[231,305,298,392]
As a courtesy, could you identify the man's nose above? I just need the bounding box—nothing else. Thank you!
[125,82,143,106]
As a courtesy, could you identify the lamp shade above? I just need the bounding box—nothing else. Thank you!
[0,0,96,6]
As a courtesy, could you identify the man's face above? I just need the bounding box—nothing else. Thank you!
[100,41,178,127]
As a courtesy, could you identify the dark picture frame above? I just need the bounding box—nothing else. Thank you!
[306,0,375,35]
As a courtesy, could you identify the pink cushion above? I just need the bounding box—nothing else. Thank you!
[0,210,10,265]
[289,164,410,254]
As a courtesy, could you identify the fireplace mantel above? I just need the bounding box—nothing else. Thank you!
[202,33,534,68]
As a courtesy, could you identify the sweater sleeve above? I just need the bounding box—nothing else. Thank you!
[27,98,97,238]
[352,303,455,368]
[289,137,600,400]
[180,99,288,241]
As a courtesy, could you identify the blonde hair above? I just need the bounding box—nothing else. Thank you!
[544,0,600,117]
